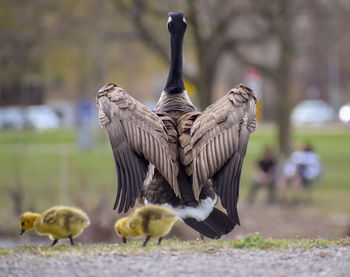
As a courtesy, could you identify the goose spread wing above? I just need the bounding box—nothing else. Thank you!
[178,84,257,224]
[96,83,179,213]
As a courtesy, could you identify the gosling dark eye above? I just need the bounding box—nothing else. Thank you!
[21,222,24,226]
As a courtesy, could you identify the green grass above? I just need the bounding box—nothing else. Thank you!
[240,125,350,190]
[1,125,350,207]
[1,234,349,256]
[0,129,75,144]
[0,125,350,235]
[0,128,116,212]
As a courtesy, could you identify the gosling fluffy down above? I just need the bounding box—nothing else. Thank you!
[19,206,90,246]
[115,205,177,246]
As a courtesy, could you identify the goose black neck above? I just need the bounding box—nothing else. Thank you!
[164,33,185,93]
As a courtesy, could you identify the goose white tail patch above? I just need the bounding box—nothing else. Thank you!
[143,163,155,187]
[163,197,215,222]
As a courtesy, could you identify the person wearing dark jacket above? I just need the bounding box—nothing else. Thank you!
[247,146,277,204]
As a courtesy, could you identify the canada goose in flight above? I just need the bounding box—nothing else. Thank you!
[96,11,257,239]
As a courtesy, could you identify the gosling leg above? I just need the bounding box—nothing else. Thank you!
[122,237,127,244]
[142,236,151,247]
[69,235,74,246]
[51,239,58,246]
[157,237,163,246]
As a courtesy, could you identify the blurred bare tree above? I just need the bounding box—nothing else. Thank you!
[0,0,130,102]
[111,0,297,154]
[110,0,349,157]
[1,0,349,156]
[0,0,47,105]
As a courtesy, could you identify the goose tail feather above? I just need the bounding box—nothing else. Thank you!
[183,207,236,239]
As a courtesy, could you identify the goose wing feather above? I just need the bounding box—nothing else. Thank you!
[178,84,257,223]
[96,83,179,213]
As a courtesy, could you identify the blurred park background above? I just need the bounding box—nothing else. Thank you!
[0,0,350,245]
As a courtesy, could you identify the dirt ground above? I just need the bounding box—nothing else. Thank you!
[226,202,350,239]
[76,200,350,245]
[172,201,350,241]
[64,200,350,244]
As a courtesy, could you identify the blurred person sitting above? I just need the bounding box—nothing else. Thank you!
[277,142,323,203]
[247,146,277,204]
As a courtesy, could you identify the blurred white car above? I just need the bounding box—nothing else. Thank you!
[291,100,336,126]
[0,107,26,129]
[339,103,350,124]
[25,106,60,130]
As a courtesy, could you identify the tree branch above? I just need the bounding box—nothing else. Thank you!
[131,0,169,61]
[111,0,197,84]
[231,47,276,78]
[187,1,204,56]
[211,3,252,43]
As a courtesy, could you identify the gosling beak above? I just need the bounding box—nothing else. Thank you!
[20,229,25,235]
[122,237,127,244]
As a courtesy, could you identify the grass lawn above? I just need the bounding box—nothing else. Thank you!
[1,234,349,256]
[239,124,350,215]
[0,124,349,237]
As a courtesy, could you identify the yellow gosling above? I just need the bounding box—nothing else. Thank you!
[19,206,90,246]
[115,205,178,247]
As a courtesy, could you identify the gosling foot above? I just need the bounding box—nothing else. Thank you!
[69,235,75,246]
[157,237,163,246]
[51,239,58,246]
[142,236,151,247]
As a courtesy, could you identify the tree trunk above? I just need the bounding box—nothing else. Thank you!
[194,45,218,110]
[275,43,292,158]
[196,69,214,111]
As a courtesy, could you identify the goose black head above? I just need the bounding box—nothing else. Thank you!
[167,11,187,35]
